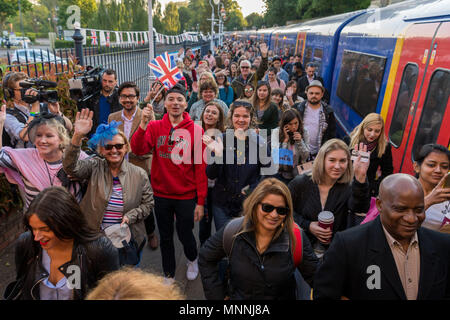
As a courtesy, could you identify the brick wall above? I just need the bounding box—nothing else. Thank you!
[0,208,24,253]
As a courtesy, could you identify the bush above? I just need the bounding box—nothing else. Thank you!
[55,39,74,49]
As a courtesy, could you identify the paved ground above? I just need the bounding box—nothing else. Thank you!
[0,221,207,300]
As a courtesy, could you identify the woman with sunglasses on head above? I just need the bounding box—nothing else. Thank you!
[199,102,226,246]
[6,186,119,300]
[253,81,279,136]
[413,144,450,233]
[0,106,87,208]
[199,178,318,300]
[240,83,255,102]
[63,109,154,266]
[205,100,272,232]
[288,139,370,258]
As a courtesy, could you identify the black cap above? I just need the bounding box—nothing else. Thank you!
[272,56,282,62]
[166,80,186,99]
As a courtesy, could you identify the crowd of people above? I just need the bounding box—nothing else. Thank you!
[1,38,450,301]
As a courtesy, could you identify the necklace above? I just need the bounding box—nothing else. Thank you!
[44,160,59,187]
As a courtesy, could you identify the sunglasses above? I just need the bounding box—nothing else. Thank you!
[240,66,250,69]
[260,203,289,216]
[244,88,254,92]
[104,143,125,150]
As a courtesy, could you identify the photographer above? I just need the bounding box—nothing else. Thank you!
[2,72,72,148]
[79,69,121,135]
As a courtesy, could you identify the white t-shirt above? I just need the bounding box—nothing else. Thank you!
[303,105,321,154]
[422,201,450,231]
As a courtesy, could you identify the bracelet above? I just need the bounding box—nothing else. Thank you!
[29,112,40,117]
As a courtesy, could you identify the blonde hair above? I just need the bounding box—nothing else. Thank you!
[28,119,70,150]
[198,71,215,85]
[349,113,387,158]
[86,268,185,300]
[311,138,353,185]
[239,178,296,252]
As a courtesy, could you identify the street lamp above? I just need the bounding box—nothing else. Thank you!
[209,0,220,52]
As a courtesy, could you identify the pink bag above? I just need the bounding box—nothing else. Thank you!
[361,197,379,225]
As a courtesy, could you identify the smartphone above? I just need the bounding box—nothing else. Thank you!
[444,172,450,189]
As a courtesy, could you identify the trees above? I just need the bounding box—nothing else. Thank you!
[246,13,265,30]
[296,0,370,19]
[162,2,180,35]
[0,0,32,34]
[263,0,298,26]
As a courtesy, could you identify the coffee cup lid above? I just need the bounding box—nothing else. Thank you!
[318,211,334,221]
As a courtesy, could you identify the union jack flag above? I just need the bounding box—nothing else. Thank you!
[148,52,184,89]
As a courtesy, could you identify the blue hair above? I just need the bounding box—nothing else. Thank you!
[87,120,122,150]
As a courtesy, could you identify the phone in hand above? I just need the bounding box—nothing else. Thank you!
[443,172,450,189]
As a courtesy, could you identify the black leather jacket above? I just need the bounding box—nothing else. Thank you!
[12,231,119,300]
[199,225,319,300]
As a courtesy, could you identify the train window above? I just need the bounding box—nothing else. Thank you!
[389,64,419,148]
[336,50,387,118]
[304,47,313,65]
[411,69,450,160]
[313,48,323,74]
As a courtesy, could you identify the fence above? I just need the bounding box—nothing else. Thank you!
[1,37,212,101]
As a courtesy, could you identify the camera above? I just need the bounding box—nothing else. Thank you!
[19,78,58,103]
[68,66,105,105]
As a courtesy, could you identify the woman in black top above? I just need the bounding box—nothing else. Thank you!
[343,113,393,197]
[288,139,370,255]
[252,81,279,136]
[6,186,119,300]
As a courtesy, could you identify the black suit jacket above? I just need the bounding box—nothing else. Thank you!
[313,217,450,300]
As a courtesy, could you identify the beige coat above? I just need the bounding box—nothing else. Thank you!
[63,144,154,245]
[108,107,152,174]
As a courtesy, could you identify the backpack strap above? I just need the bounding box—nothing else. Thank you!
[292,223,303,267]
[223,216,245,258]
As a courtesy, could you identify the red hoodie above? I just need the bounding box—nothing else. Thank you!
[131,112,207,205]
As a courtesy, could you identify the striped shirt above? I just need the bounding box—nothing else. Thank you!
[102,177,124,229]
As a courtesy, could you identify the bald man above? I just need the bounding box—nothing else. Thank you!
[313,174,450,300]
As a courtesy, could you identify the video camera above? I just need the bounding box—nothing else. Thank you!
[19,78,58,104]
[68,66,105,105]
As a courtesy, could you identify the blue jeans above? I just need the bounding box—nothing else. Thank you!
[212,204,235,232]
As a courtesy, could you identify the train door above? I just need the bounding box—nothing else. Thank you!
[295,32,307,57]
[385,22,450,174]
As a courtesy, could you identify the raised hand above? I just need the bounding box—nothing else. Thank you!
[74,108,94,137]
[47,101,61,115]
[140,104,155,131]
[425,174,450,209]
[202,135,223,157]
[353,142,370,183]
[192,81,199,93]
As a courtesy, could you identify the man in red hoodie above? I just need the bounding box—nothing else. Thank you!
[131,81,207,283]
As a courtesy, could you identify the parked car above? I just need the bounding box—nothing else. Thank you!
[10,49,68,66]
[9,36,31,47]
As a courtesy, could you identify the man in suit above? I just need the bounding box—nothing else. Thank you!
[297,62,327,101]
[108,81,158,250]
[314,173,450,300]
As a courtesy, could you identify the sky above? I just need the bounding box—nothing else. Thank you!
[157,0,266,17]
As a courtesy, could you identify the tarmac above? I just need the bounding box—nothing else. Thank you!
[0,221,206,300]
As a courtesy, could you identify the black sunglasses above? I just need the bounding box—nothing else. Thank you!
[104,143,125,150]
[260,203,289,216]
[240,66,250,69]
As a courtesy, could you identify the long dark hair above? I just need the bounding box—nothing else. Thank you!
[24,187,101,244]
[253,81,272,108]
[414,143,450,178]
[278,108,304,144]
[201,101,226,133]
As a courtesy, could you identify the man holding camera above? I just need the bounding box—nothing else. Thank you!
[2,72,72,149]
[85,69,121,134]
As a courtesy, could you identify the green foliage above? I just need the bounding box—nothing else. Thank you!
[297,0,371,20]
[0,0,32,33]
[263,0,298,26]
[245,13,265,30]
[54,39,74,49]
[162,2,180,35]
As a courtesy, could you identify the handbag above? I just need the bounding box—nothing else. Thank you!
[104,224,144,266]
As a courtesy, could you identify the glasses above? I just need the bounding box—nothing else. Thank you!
[240,66,250,69]
[104,143,125,150]
[120,94,137,100]
[244,88,254,92]
[260,203,289,216]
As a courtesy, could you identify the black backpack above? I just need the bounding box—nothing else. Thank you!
[2,108,27,148]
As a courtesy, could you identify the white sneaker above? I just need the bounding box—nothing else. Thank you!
[163,276,175,286]
[186,258,199,281]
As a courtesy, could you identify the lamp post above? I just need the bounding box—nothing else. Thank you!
[148,0,156,82]
[209,0,220,52]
